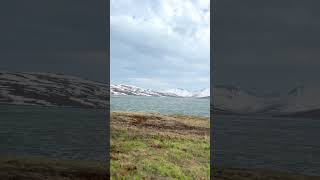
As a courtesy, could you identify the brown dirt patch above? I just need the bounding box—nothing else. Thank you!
[111,112,210,136]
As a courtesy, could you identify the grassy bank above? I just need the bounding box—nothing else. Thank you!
[110,112,210,179]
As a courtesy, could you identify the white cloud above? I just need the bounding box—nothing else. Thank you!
[127,77,172,90]
[111,0,210,91]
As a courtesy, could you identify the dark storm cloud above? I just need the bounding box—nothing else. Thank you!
[0,0,108,82]
[214,0,320,93]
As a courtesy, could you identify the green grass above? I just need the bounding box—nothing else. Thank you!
[110,112,210,179]
[110,129,210,179]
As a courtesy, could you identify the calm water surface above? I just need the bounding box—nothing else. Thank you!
[111,96,210,117]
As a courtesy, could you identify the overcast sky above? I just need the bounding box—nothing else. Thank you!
[0,0,108,83]
[110,0,210,91]
[214,0,320,94]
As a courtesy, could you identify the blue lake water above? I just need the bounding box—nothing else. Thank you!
[111,95,210,118]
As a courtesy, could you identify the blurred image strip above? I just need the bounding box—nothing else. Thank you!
[0,0,109,179]
[212,0,320,179]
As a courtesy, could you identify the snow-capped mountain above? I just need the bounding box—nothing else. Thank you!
[193,88,210,98]
[0,71,109,108]
[164,88,210,98]
[164,88,193,97]
[112,85,210,98]
[0,71,208,109]
[111,84,177,97]
[2,71,319,117]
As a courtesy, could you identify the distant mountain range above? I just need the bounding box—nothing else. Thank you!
[0,71,208,109]
[111,84,210,98]
[1,71,320,118]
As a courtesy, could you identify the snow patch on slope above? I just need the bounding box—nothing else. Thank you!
[193,88,210,98]
[165,88,193,97]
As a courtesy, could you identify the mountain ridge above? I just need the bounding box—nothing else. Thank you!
[111,84,210,98]
[1,71,319,117]
[0,72,209,109]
